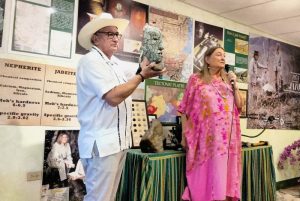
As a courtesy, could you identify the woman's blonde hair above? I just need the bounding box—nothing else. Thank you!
[199,46,229,84]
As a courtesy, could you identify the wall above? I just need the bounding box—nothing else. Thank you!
[0,0,299,200]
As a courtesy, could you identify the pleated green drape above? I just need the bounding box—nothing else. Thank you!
[116,149,186,201]
[116,146,276,201]
[242,146,276,201]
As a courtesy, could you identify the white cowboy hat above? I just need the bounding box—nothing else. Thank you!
[78,12,129,50]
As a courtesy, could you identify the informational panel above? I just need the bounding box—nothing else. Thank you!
[145,79,186,124]
[248,34,300,130]
[224,29,249,83]
[0,59,45,125]
[149,7,193,82]
[0,59,79,126]
[12,0,74,58]
[41,65,79,127]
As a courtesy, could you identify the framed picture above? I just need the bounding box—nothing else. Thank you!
[239,89,248,118]
[162,124,178,149]
[131,99,149,147]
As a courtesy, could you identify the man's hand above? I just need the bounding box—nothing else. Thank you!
[139,57,166,79]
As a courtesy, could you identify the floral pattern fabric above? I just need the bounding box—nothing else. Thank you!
[178,73,241,201]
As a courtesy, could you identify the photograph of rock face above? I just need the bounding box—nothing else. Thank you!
[247,34,300,130]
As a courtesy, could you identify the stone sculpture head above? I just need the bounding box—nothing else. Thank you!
[140,24,164,71]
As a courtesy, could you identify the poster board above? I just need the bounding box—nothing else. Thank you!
[224,29,249,83]
[11,0,74,58]
[0,58,79,126]
[145,79,186,124]
[131,99,149,147]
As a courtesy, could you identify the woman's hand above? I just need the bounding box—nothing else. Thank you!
[227,71,238,89]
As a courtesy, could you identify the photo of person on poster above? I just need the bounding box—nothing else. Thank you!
[193,21,223,72]
[248,50,267,87]
[248,35,300,130]
[46,131,74,188]
[42,130,86,201]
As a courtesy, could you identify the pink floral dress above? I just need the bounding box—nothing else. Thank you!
[178,74,241,201]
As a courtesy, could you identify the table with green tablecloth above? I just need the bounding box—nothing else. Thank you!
[116,146,276,201]
[115,149,186,201]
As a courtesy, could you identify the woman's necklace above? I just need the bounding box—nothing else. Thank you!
[210,81,230,99]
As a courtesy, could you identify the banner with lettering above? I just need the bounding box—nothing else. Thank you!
[0,59,79,126]
[247,34,300,130]
[41,65,78,126]
[0,59,45,125]
[145,79,186,124]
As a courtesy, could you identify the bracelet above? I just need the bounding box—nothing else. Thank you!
[138,73,145,82]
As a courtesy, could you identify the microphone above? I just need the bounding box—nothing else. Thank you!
[225,64,235,90]
[225,64,230,73]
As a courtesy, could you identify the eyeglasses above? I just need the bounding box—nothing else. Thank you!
[95,31,122,39]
